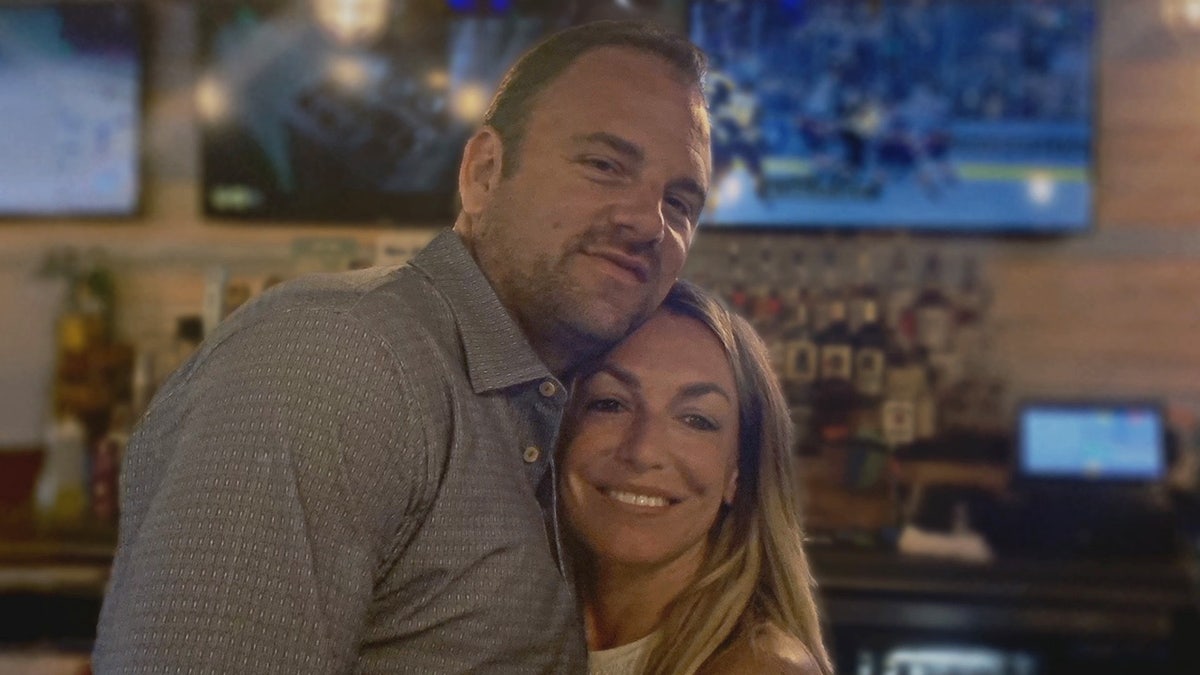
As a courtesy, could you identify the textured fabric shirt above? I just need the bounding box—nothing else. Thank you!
[94,230,588,674]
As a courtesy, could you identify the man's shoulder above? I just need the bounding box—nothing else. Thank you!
[225,264,454,352]
[698,624,822,675]
[254,265,434,317]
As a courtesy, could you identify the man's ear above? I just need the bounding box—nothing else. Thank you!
[458,127,504,216]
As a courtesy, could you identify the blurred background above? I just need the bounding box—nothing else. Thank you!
[2,0,1200,673]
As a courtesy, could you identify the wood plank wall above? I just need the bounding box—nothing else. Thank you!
[987,0,1200,412]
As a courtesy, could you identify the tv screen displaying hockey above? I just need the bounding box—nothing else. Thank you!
[690,0,1097,233]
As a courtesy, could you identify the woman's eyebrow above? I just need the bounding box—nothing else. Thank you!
[597,363,640,390]
[677,382,732,404]
[594,365,732,404]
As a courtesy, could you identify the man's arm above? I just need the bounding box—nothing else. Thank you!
[94,307,432,674]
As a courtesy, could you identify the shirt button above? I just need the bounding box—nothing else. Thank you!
[538,380,557,398]
[523,446,541,463]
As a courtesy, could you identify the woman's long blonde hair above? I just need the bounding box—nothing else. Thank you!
[566,280,833,675]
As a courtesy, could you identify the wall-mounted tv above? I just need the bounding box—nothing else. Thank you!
[0,1,143,218]
[690,0,1098,234]
[198,0,686,223]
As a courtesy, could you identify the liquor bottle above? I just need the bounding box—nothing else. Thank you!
[912,251,954,355]
[953,254,992,369]
[816,294,853,385]
[847,293,888,458]
[943,254,997,431]
[780,273,819,452]
[812,294,855,448]
[91,404,131,529]
[880,342,922,448]
[130,347,154,419]
[955,255,990,325]
[847,248,880,335]
[34,411,88,534]
[750,244,784,334]
[883,244,918,345]
[156,315,205,391]
[777,245,807,313]
[813,242,844,334]
[781,250,819,392]
[853,297,888,400]
[202,264,229,338]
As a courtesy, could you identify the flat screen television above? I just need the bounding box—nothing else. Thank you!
[198,0,686,223]
[0,1,143,218]
[689,0,1098,234]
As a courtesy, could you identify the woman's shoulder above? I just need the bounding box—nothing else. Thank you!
[697,623,823,675]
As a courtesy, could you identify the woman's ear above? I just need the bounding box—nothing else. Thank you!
[723,469,738,506]
[458,127,504,217]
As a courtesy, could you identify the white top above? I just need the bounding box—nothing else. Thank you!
[588,632,658,675]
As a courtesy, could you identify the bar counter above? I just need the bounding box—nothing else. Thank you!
[2,539,1197,672]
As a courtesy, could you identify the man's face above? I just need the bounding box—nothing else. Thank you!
[460,47,712,371]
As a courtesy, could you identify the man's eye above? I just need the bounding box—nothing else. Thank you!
[665,195,694,220]
[583,157,620,174]
[682,414,719,432]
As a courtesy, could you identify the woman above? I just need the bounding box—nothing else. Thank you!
[559,280,833,675]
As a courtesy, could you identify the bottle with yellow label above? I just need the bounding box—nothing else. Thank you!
[34,411,89,534]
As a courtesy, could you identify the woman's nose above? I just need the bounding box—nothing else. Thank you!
[616,414,668,471]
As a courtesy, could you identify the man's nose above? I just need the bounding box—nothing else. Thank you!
[611,183,667,247]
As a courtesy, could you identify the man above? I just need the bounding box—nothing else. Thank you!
[94,20,711,674]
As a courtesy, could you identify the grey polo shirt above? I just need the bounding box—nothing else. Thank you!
[94,230,588,673]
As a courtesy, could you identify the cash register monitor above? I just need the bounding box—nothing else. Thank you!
[1017,400,1166,483]
[1009,400,1175,559]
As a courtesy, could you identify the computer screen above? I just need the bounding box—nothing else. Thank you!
[1018,402,1166,482]
[0,1,144,217]
[689,0,1098,233]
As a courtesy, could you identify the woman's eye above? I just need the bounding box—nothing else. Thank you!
[681,414,719,432]
[586,397,625,413]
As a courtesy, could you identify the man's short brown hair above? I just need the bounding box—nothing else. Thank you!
[482,20,707,178]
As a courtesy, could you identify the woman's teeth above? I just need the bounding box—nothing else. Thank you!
[606,489,669,508]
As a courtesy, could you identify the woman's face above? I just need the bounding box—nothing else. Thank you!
[562,309,740,573]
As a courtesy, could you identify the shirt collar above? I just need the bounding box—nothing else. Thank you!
[410,229,554,394]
